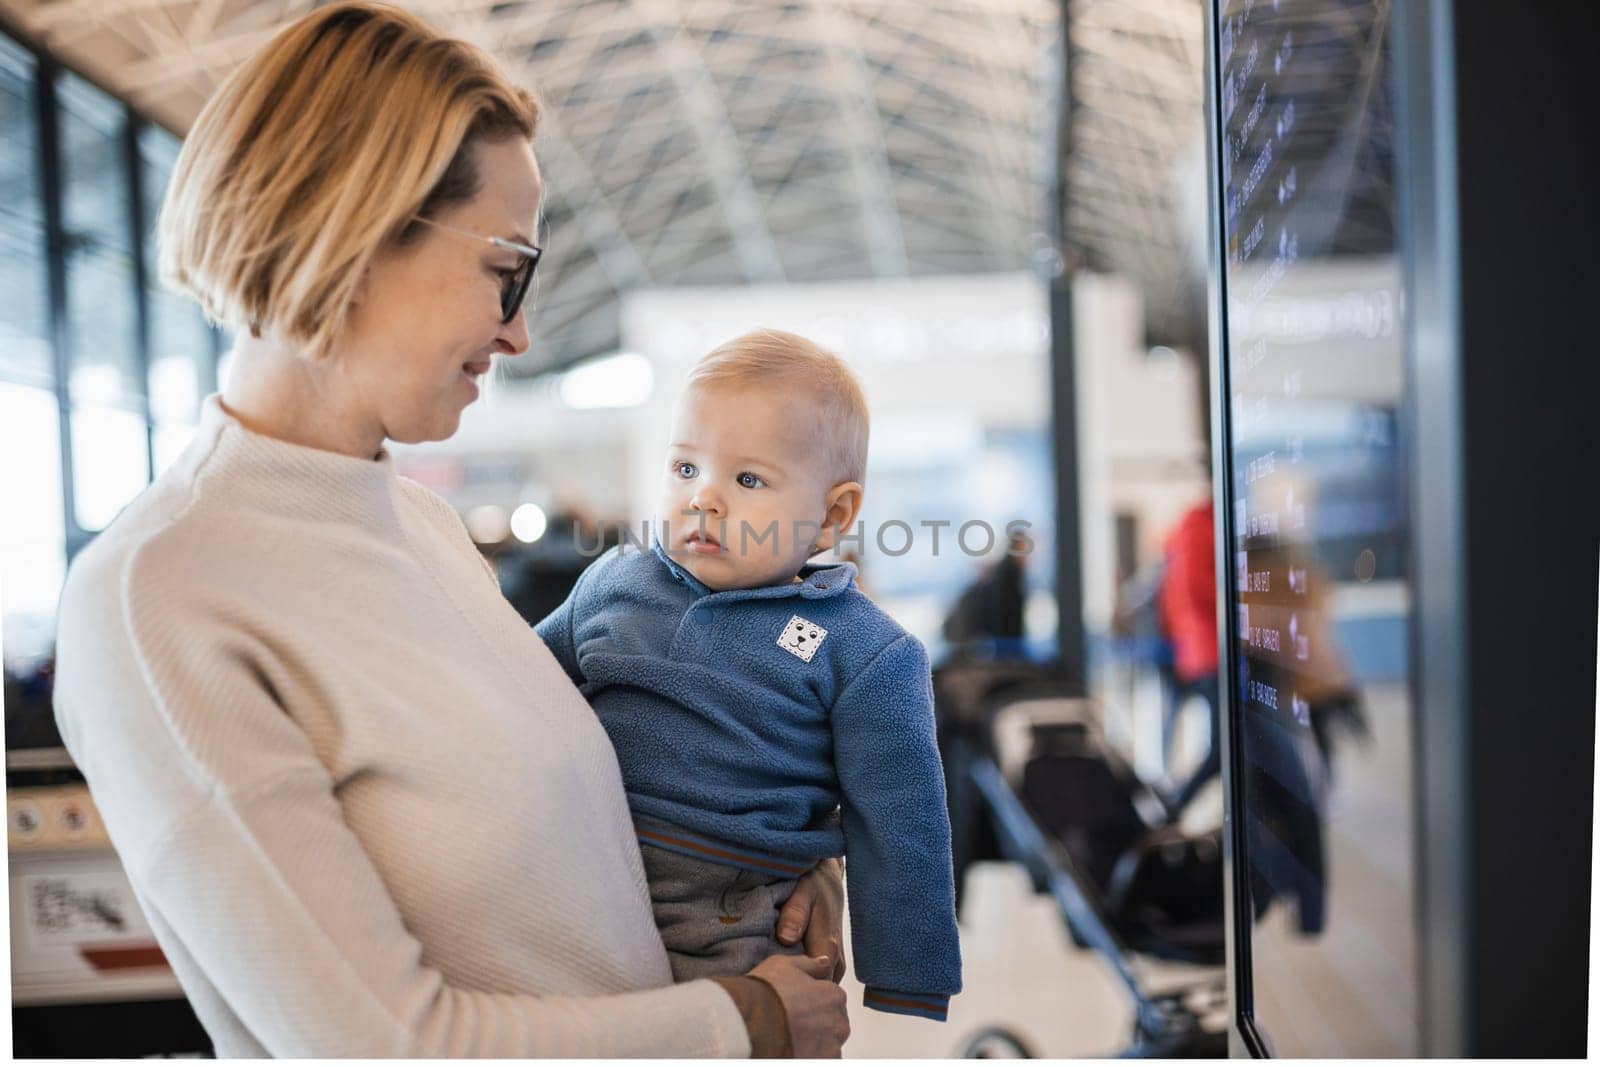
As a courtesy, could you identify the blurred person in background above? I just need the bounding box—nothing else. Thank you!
[941,529,1030,660]
[1157,500,1220,812]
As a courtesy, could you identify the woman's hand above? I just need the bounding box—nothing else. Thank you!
[776,858,846,981]
[747,953,850,1058]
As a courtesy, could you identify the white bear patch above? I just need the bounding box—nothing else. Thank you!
[777,615,828,663]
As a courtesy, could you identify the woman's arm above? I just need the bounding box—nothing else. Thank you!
[719,954,850,1058]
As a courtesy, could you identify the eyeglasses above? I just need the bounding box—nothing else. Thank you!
[411,216,543,324]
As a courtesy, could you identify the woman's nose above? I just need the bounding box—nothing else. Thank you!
[495,307,531,356]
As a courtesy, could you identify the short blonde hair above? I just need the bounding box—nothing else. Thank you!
[687,329,870,486]
[159,1,538,359]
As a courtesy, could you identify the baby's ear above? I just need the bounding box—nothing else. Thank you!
[815,481,864,551]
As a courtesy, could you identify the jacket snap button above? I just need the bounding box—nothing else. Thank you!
[695,607,714,625]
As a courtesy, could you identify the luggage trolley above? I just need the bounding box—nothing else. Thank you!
[937,663,1229,1057]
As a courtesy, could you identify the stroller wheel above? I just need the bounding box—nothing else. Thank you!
[958,1026,1036,1058]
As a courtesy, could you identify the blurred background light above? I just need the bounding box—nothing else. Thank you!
[510,502,548,544]
[465,504,510,545]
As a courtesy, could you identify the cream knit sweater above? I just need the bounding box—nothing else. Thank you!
[51,396,750,1058]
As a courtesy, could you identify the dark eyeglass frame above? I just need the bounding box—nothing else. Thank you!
[411,216,543,324]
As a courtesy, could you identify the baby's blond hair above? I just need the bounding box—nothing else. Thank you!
[686,329,869,486]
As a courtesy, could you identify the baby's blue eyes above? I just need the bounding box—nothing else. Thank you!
[673,462,766,489]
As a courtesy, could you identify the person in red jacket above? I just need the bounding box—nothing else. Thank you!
[1157,501,1221,812]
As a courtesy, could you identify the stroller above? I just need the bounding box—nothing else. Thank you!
[936,658,1229,1058]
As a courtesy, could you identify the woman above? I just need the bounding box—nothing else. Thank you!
[51,2,848,1056]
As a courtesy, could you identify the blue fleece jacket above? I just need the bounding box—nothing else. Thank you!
[534,539,961,1020]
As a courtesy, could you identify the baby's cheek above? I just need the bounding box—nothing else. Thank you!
[738,519,783,557]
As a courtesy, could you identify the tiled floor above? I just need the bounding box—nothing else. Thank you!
[840,861,1218,1058]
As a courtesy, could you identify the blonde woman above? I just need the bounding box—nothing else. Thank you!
[51,2,848,1057]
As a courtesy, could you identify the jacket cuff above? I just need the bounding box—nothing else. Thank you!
[862,987,951,1021]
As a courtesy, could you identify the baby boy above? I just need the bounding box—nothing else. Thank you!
[534,328,961,1020]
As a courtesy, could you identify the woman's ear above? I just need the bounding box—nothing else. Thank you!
[813,482,864,552]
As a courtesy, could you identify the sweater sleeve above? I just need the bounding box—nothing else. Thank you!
[830,633,963,1020]
[50,552,748,1058]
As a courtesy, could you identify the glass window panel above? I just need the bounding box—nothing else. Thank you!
[0,382,66,671]
[57,72,130,253]
[149,290,209,423]
[65,245,141,407]
[141,124,213,420]
[58,72,142,407]
[0,221,51,390]
[0,37,42,229]
[0,37,51,389]
[137,122,178,266]
[1215,0,1415,1055]
[71,405,148,532]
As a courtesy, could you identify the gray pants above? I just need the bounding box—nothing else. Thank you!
[639,840,807,981]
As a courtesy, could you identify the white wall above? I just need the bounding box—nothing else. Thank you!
[1072,272,1210,637]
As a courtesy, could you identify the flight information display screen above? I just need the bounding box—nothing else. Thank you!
[1211,0,1417,1055]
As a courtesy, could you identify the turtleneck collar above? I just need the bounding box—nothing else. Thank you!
[186,394,401,530]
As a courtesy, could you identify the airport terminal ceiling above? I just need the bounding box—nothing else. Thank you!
[0,0,1386,370]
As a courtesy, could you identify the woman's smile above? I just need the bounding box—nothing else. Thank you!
[459,357,492,395]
